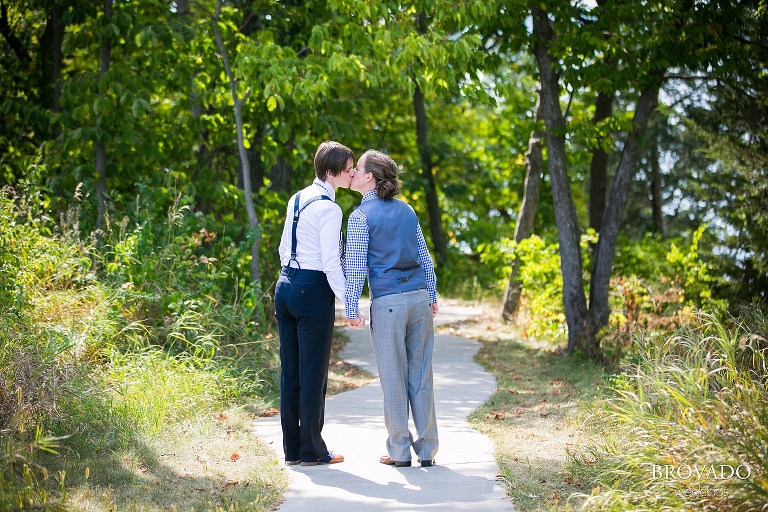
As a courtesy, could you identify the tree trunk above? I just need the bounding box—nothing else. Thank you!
[270,154,293,194]
[587,81,661,340]
[411,10,447,266]
[95,0,112,231]
[269,132,294,193]
[413,83,448,266]
[38,2,64,115]
[502,96,543,322]
[650,131,666,237]
[532,7,589,355]
[176,0,189,15]
[213,0,262,298]
[51,3,63,115]
[178,3,213,192]
[246,146,262,191]
[588,91,613,233]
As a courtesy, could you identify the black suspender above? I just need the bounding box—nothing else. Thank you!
[288,190,332,269]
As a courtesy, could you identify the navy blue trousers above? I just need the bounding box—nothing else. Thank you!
[274,267,335,462]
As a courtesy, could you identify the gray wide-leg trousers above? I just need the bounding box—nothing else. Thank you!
[369,288,439,463]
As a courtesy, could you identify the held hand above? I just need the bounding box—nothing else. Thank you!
[349,313,366,329]
[431,303,439,318]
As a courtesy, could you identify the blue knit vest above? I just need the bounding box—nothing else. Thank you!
[357,197,427,299]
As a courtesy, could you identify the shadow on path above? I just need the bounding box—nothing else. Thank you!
[253,301,516,511]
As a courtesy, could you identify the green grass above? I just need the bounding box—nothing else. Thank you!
[2,283,288,511]
[1,190,288,511]
[444,302,768,512]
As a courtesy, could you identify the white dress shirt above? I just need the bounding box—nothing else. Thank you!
[278,179,346,302]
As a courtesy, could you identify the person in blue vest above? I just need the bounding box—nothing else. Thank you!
[345,149,439,468]
[275,141,354,466]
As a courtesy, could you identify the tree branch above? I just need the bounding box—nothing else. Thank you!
[732,33,768,52]
[563,85,575,120]
[0,0,31,62]
[664,72,708,81]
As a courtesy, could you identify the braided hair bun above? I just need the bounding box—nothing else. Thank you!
[362,150,401,200]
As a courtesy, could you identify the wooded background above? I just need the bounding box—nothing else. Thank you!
[2,0,766,360]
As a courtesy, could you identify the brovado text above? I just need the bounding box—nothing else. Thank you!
[650,464,751,480]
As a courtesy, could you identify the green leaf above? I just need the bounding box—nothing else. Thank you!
[277,123,290,144]
[93,97,110,116]
[131,98,151,118]
[266,96,277,112]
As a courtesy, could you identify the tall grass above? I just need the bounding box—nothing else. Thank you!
[568,307,768,511]
[1,187,282,510]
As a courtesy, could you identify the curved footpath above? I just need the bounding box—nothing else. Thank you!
[253,302,517,511]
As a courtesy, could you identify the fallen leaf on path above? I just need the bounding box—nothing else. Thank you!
[230,453,241,462]
[259,408,279,417]
[486,410,507,420]
[215,413,228,422]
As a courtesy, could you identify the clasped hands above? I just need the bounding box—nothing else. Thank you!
[348,312,366,329]
[348,303,438,329]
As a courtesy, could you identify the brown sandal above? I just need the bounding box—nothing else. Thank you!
[379,455,411,467]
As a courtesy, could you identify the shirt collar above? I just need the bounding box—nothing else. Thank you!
[313,178,336,201]
[361,190,378,203]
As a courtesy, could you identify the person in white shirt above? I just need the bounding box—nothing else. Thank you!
[274,141,354,466]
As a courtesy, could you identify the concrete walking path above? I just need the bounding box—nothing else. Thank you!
[253,302,516,511]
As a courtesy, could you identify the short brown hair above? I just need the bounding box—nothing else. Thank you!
[361,150,401,199]
[314,141,355,181]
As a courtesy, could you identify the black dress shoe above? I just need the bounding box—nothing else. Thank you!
[419,459,435,467]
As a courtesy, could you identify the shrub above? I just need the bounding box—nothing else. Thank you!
[600,226,728,363]
[507,234,568,343]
